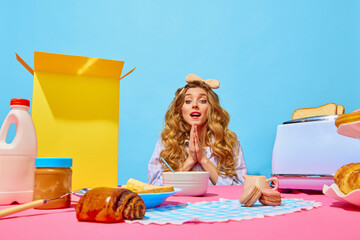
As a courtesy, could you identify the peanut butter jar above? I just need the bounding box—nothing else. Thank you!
[33,158,72,209]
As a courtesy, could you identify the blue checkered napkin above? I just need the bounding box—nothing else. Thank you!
[126,198,321,225]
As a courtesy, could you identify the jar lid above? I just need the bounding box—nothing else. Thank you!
[10,98,30,107]
[35,158,72,167]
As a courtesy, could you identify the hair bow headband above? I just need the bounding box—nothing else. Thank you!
[185,74,220,89]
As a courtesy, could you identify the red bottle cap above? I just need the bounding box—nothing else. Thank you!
[10,98,30,107]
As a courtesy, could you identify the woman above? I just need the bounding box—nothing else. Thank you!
[148,74,247,185]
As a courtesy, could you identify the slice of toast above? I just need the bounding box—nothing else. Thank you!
[337,104,345,115]
[122,178,174,193]
[292,103,337,120]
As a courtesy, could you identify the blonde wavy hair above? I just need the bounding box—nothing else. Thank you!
[159,80,238,178]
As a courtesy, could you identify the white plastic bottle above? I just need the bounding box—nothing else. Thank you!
[0,98,38,204]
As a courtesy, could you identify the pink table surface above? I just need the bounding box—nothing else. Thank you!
[0,185,359,240]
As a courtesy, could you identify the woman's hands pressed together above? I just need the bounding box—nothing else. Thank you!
[180,124,219,184]
[189,124,207,165]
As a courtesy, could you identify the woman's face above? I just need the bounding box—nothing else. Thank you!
[181,87,209,127]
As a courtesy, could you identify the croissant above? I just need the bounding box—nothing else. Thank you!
[76,187,146,223]
[334,163,360,194]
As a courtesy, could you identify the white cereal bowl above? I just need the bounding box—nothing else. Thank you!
[162,171,209,196]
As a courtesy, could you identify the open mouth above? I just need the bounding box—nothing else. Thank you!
[190,112,201,118]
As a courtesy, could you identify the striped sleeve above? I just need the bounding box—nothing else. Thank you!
[148,139,165,185]
[216,140,247,185]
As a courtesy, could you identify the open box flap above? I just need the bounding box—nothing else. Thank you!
[16,51,135,79]
[16,53,34,75]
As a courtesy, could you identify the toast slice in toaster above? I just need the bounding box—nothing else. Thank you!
[337,104,345,115]
[292,103,340,120]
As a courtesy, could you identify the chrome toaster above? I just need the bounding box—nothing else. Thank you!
[272,115,360,190]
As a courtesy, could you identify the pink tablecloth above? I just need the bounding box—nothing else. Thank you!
[0,185,359,240]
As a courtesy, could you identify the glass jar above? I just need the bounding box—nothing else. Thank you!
[33,157,72,209]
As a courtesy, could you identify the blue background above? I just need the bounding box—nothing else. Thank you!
[1,0,359,184]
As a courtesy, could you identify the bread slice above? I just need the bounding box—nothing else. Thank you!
[122,178,174,193]
[292,103,337,120]
[337,104,345,115]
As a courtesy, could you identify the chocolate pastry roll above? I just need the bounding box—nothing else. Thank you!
[76,187,146,223]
